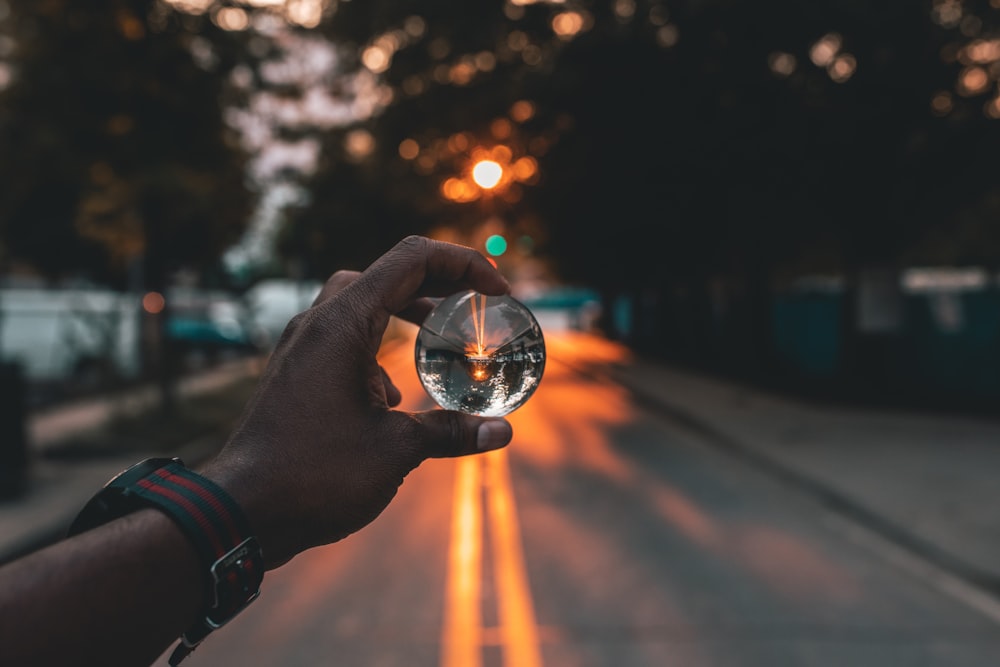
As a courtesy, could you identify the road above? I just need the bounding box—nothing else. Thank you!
[156,328,1000,667]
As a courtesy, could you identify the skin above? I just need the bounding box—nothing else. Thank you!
[0,236,515,667]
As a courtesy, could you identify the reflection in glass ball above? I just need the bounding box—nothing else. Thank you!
[415,291,545,417]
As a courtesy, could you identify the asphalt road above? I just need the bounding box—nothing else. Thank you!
[156,329,1000,667]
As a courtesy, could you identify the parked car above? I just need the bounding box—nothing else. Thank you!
[165,288,257,365]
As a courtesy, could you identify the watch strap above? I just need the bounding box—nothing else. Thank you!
[68,458,264,666]
[130,461,253,574]
[67,457,180,536]
[133,462,263,666]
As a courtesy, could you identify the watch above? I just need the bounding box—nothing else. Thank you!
[68,457,264,665]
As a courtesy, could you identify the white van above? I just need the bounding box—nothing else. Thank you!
[0,288,141,385]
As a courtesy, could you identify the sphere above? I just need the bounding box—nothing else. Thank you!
[415,291,545,416]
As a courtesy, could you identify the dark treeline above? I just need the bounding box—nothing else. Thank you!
[2,1,999,410]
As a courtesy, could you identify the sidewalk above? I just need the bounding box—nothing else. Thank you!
[612,357,1000,591]
[0,357,263,565]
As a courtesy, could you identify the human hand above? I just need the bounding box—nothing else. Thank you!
[202,236,514,569]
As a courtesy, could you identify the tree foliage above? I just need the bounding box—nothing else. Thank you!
[282,0,1000,285]
[0,0,255,288]
[52,0,999,286]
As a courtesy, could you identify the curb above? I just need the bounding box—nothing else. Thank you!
[0,433,224,567]
[601,361,1000,597]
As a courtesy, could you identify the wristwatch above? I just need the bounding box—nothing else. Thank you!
[68,457,264,665]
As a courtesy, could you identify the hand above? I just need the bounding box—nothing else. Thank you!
[201,236,514,569]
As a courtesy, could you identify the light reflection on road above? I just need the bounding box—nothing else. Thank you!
[156,322,998,666]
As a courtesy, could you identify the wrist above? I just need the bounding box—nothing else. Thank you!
[197,457,297,571]
[69,458,265,665]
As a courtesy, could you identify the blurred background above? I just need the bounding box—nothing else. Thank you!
[2,0,999,413]
[2,2,1000,665]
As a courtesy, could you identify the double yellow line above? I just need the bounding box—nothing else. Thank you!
[441,448,543,667]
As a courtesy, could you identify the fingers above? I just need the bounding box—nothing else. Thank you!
[313,269,435,327]
[394,297,436,327]
[409,410,512,459]
[313,270,362,306]
[380,366,401,407]
[356,236,510,321]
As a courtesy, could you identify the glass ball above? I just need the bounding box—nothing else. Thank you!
[415,291,546,417]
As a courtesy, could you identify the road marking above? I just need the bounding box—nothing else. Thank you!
[442,456,483,667]
[485,448,543,667]
[442,450,543,667]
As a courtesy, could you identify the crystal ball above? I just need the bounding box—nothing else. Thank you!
[415,291,545,417]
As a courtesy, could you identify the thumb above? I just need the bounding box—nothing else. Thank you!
[411,410,512,459]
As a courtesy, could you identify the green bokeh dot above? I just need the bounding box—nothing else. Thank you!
[485,234,508,256]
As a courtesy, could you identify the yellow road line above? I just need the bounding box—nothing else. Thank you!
[441,456,483,667]
[485,448,543,667]
[442,450,543,667]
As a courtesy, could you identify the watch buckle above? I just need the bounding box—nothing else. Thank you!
[206,536,263,629]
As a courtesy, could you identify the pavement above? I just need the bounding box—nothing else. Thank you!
[0,356,263,565]
[2,340,999,606]
[610,354,1000,593]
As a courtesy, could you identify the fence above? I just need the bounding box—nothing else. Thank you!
[608,277,1000,409]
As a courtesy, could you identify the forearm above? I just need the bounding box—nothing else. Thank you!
[0,509,203,667]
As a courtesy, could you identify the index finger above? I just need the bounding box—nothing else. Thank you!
[354,236,510,320]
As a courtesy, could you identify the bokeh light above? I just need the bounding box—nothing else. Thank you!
[829,54,857,83]
[656,24,679,48]
[769,52,797,77]
[448,133,470,153]
[962,38,1000,64]
[510,100,536,123]
[442,177,479,203]
[932,0,963,28]
[931,91,954,116]
[986,97,1000,119]
[345,129,375,160]
[165,0,213,15]
[143,292,166,315]
[362,44,392,73]
[398,138,420,160]
[213,7,250,31]
[810,33,842,67]
[491,118,513,140]
[472,160,504,189]
[614,0,637,21]
[552,12,585,39]
[485,234,508,257]
[958,66,990,95]
[285,0,323,28]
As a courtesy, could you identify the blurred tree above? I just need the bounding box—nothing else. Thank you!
[271,0,1000,383]
[111,0,1000,281]
[0,0,257,410]
[270,1,994,280]
[279,0,563,274]
[127,0,1000,363]
[0,0,254,287]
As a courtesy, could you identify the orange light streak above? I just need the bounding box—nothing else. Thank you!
[466,293,489,358]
